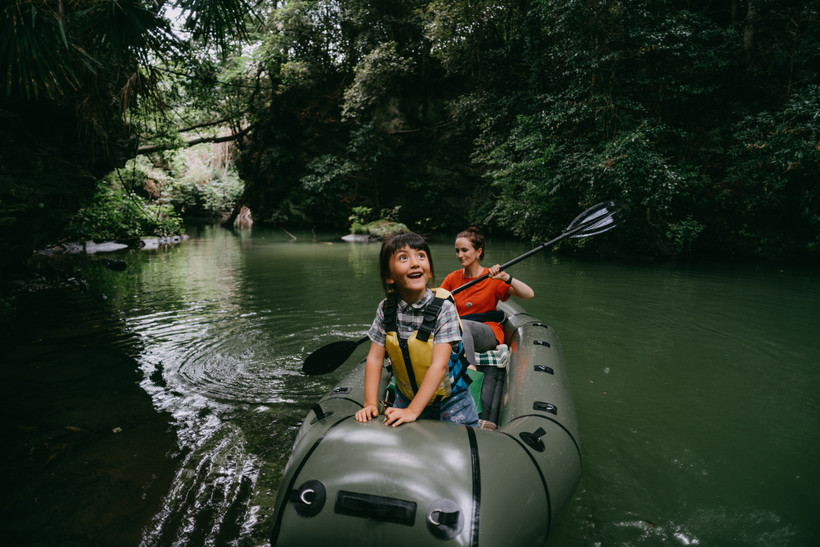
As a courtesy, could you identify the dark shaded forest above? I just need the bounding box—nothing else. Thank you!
[2,0,818,285]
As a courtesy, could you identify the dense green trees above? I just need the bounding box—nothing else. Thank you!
[2,0,818,272]
[0,0,253,277]
[236,0,468,233]
[239,0,818,259]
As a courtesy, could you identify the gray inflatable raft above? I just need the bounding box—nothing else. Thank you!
[270,300,581,546]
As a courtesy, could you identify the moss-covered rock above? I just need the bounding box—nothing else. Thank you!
[362,220,408,237]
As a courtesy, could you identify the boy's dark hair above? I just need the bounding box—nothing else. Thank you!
[379,232,435,295]
[456,226,486,261]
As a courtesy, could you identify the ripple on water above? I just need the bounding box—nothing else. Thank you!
[128,301,368,413]
[126,296,355,546]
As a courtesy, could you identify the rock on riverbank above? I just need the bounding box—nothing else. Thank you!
[36,235,190,255]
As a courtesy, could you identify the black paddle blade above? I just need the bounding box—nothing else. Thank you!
[302,336,369,375]
[567,200,627,238]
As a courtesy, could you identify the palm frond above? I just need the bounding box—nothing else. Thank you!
[177,0,255,50]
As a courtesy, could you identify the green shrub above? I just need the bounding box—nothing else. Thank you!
[166,144,245,219]
[66,178,182,242]
[348,206,375,234]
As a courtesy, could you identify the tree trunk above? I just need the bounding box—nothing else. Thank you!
[743,1,756,63]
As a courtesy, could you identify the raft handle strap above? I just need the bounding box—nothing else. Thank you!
[335,490,417,526]
[429,509,460,526]
[311,404,325,421]
[519,427,547,452]
[533,401,558,415]
[309,405,334,424]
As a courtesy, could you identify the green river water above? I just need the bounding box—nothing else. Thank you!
[3,225,819,546]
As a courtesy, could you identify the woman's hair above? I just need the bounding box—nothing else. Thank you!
[456,226,486,261]
[378,231,435,295]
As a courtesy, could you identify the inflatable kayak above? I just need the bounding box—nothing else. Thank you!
[270,300,582,546]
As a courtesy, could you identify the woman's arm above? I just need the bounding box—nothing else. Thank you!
[383,342,451,427]
[355,342,385,422]
[488,264,535,299]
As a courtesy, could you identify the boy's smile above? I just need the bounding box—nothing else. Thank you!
[387,245,432,303]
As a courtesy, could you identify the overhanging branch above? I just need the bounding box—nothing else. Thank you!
[137,124,253,155]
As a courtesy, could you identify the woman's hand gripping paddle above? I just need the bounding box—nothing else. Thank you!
[301,200,627,375]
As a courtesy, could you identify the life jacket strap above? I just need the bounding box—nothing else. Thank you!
[384,293,399,331]
[416,295,445,342]
[398,338,418,393]
[460,310,505,323]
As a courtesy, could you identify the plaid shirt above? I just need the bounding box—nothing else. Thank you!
[368,288,462,347]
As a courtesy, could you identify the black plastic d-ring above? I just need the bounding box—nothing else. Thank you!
[426,498,463,540]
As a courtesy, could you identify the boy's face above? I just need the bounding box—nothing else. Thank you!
[386,245,432,302]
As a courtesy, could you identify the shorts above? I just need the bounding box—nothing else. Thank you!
[393,388,479,427]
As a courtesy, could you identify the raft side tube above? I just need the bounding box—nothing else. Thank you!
[273,419,484,546]
[272,365,393,545]
[471,427,552,546]
[500,416,582,526]
[495,300,582,525]
[498,301,580,446]
[290,365,391,457]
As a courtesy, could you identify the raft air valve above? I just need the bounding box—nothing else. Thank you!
[289,480,326,517]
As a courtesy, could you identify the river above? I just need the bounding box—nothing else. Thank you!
[2,225,819,546]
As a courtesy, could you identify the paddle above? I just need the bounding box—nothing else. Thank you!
[301,335,370,375]
[302,200,626,375]
[452,199,625,293]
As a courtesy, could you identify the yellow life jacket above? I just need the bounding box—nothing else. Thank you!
[384,288,471,406]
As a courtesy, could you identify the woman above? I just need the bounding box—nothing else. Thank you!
[440,227,534,368]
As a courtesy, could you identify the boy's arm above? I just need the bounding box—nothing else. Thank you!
[383,342,451,427]
[355,342,385,422]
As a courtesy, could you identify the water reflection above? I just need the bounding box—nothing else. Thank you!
[110,235,820,546]
[5,227,819,546]
[124,228,390,545]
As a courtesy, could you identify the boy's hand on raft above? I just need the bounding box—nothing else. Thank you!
[355,405,379,423]
[383,407,418,427]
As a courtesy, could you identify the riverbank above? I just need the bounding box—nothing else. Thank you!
[1,235,192,326]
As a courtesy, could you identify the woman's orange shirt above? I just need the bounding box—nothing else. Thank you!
[440,268,511,345]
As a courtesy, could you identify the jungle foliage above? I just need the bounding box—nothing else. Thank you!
[2,0,819,271]
[63,149,243,243]
[237,0,819,259]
